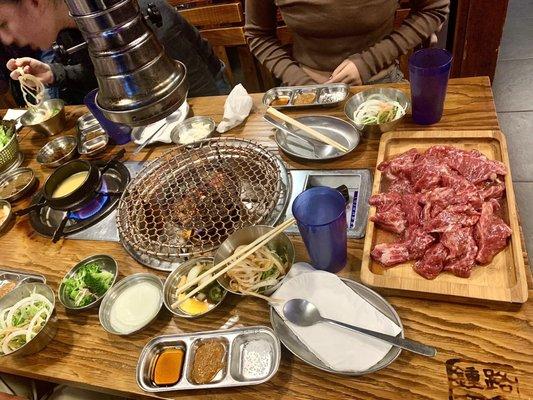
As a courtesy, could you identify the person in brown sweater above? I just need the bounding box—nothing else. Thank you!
[244,0,450,86]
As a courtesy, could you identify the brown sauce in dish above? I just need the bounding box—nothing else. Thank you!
[0,281,17,298]
[190,340,226,384]
[152,347,185,386]
[293,92,316,105]
[270,96,290,106]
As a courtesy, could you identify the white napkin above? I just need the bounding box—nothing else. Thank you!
[272,266,402,373]
[216,84,253,133]
[2,109,27,130]
[132,101,189,145]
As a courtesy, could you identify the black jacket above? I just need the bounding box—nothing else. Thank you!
[50,0,223,104]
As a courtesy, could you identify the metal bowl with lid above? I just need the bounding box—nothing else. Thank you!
[58,254,119,311]
[0,167,37,202]
[37,136,78,168]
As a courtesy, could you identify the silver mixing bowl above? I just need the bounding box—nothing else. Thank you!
[344,87,410,135]
[36,135,78,168]
[0,282,57,357]
[20,99,66,136]
[213,225,295,296]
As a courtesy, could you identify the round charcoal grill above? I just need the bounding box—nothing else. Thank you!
[117,138,289,266]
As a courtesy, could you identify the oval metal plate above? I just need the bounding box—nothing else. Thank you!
[274,116,360,161]
[269,277,403,375]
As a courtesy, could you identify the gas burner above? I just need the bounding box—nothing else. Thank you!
[68,179,109,221]
[29,161,130,240]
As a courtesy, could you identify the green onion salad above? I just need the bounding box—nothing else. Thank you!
[352,94,406,126]
[0,291,53,355]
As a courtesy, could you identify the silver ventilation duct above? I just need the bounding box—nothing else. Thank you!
[64,0,188,126]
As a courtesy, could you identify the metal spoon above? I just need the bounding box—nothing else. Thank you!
[283,298,436,357]
[133,110,184,155]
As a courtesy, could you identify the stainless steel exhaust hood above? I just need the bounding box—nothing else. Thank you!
[64,0,188,126]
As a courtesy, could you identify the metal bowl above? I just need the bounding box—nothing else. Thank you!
[170,116,216,145]
[0,200,13,234]
[0,282,57,356]
[213,225,295,296]
[344,87,410,135]
[0,167,37,202]
[99,273,163,335]
[0,120,21,174]
[163,257,227,319]
[36,136,78,168]
[20,99,66,136]
[58,254,119,311]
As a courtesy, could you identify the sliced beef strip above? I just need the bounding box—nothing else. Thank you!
[413,242,448,280]
[425,204,480,233]
[370,205,407,234]
[388,178,414,194]
[369,192,402,212]
[446,148,507,184]
[377,148,420,180]
[400,194,423,226]
[441,226,478,278]
[403,225,436,259]
[474,201,512,264]
[478,181,506,201]
[370,242,411,267]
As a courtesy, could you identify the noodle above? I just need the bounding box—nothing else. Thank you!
[16,66,45,110]
[226,245,286,296]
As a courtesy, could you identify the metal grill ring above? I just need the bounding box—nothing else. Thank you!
[117,138,286,261]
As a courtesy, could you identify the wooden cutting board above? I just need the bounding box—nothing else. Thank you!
[360,130,528,303]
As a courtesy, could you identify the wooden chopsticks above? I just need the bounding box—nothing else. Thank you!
[171,218,296,308]
[266,107,349,153]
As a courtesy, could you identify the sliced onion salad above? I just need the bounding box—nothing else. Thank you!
[352,94,406,125]
[0,291,53,355]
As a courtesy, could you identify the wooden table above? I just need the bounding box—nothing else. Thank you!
[1,77,531,400]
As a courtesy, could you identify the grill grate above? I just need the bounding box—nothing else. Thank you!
[117,138,285,261]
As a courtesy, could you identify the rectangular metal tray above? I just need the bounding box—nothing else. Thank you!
[136,326,280,392]
[284,169,372,239]
[262,83,350,109]
[0,267,47,298]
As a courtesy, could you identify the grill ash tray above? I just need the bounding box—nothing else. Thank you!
[284,169,372,239]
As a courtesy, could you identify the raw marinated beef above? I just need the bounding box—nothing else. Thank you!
[413,243,448,280]
[404,226,435,259]
[446,149,507,184]
[474,201,512,264]
[388,178,414,194]
[478,181,505,201]
[370,242,410,267]
[370,206,407,234]
[425,204,480,233]
[377,148,420,180]
[369,192,401,212]
[441,227,478,278]
[370,145,510,279]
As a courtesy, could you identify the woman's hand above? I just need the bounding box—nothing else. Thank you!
[6,57,54,85]
[326,59,362,85]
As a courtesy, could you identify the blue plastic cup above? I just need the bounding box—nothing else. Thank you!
[292,187,347,273]
[84,89,132,145]
[409,48,453,125]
